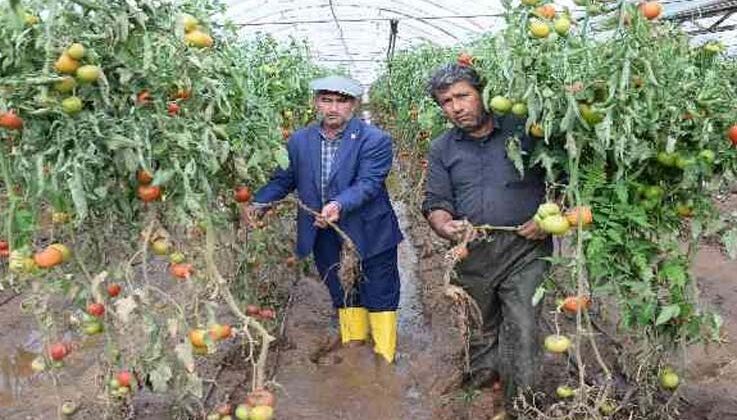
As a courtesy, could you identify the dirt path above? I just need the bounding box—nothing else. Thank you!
[272,203,437,419]
[680,244,737,420]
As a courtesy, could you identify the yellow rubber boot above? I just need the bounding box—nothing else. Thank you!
[368,311,398,363]
[338,307,369,344]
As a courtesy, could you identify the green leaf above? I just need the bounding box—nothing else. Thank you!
[722,228,737,260]
[655,304,681,326]
[275,146,290,170]
[505,136,524,178]
[532,285,545,307]
[659,261,687,288]
[153,169,176,187]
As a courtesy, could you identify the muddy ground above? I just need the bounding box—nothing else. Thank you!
[2,193,737,419]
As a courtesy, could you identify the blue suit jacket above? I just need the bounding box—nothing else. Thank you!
[253,117,403,259]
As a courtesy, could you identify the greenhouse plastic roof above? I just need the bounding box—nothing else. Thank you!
[225,0,737,87]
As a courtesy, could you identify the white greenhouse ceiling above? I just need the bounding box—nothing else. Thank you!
[224,0,737,86]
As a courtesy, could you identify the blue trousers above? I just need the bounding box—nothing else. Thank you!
[313,228,400,311]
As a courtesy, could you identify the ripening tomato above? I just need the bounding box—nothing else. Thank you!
[87,302,105,317]
[107,283,122,297]
[234,186,251,203]
[49,342,69,361]
[0,111,24,130]
[167,102,180,116]
[457,52,474,67]
[640,1,662,20]
[137,185,161,202]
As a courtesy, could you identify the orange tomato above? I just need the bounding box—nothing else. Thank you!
[137,185,161,202]
[535,4,556,19]
[33,247,64,269]
[169,263,193,279]
[728,124,737,146]
[209,323,232,340]
[0,111,24,130]
[639,1,662,20]
[189,329,207,347]
[565,206,593,227]
[562,296,591,313]
[234,186,251,203]
[137,169,154,185]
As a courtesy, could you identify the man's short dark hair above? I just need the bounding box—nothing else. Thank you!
[427,64,484,103]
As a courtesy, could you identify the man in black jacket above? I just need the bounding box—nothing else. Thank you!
[422,63,552,415]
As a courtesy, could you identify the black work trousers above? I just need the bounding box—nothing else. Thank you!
[453,231,553,402]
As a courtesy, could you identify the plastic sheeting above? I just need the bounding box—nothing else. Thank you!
[224,0,737,86]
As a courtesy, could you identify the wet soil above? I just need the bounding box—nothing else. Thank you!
[271,202,448,419]
[1,193,737,419]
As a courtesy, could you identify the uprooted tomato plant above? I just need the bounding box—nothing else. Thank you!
[372,1,737,418]
[0,0,322,417]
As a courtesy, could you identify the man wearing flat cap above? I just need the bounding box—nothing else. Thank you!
[245,75,403,363]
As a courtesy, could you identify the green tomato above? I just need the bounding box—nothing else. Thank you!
[169,252,186,264]
[579,104,603,125]
[511,102,528,116]
[675,203,693,218]
[489,96,512,113]
[656,151,676,167]
[61,400,78,415]
[540,215,570,236]
[61,96,83,114]
[235,404,250,420]
[660,371,679,390]
[556,385,575,398]
[643,185,664,200]
[675,155,695,170]
[544,334,571,353]
[698,149,715,164]
[553,18,571,36]
[640,199,659,210]
[83,320,104,335]
[248,405,274,420]
[536,202,561,218]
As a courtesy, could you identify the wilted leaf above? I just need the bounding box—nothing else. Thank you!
[149,363,173,393]
[115,296,137,324]
[175,343,195,373]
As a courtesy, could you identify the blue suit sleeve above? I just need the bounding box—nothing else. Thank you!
[333,133,393,213]
[253,138,297,204]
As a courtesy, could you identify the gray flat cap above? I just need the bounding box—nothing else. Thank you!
[310,75,363,98]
